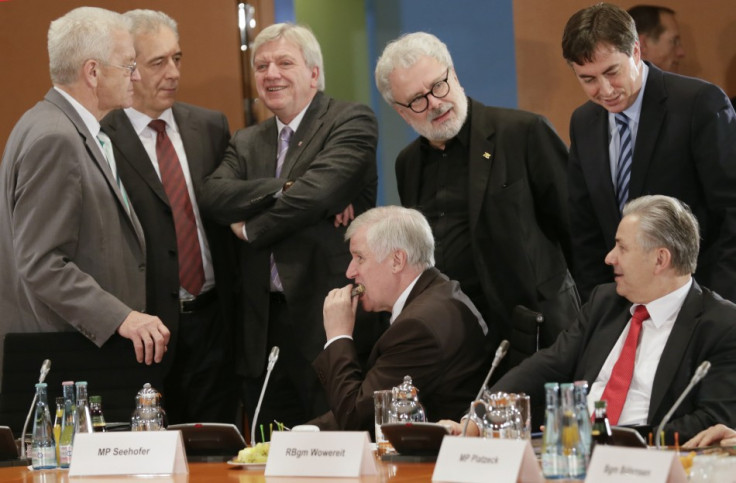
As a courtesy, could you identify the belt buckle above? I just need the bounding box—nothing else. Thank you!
[179,296,195,314]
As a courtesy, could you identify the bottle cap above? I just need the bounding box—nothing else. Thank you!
[90,395,102,404]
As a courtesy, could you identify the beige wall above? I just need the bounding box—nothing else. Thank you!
[514,0,736,144]
[0,0,275,152]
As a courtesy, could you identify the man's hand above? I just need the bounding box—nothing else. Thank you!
[323,285,358,340]
[117,311,170,365]
[231,221,246,240]
[684,423,736,448]
[334,204,355,228]
[437,418,481,436]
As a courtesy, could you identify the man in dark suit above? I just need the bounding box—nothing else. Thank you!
[0,7,169,387]
[489,195,736,441]
[627,5,685,73]
[101,10,237,424]
[200,23,379,432]
[563,3,736,303]
[310,206,490,431]
[374,32,579,367]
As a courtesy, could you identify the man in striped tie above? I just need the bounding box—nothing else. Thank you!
[562,3,736,304]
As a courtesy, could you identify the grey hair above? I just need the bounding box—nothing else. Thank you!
[124,9,179,39]
[48,7,131,85]
[346,206,435,270]
[251,23,325,91]
[623,195,699,275]
[375,32,454,104]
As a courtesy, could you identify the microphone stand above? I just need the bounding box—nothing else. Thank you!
[655,360,711,449]
[251,347,279,447]
[461,340,509,436]
[20,359,51,459]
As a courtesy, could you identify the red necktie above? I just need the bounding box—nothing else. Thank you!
[600,305,650,425]
[149,120,205,296]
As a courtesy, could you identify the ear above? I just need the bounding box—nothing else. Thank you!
[82,59,100,88]
[310,65,320,89]
[653,247,672,274]
[632,39,642,65]
[391,249,407,273]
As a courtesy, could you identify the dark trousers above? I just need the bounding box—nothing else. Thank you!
[242,293,328,441]
[164,300,238,424]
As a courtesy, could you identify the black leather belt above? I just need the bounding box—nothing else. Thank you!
[179,289,217,314]
[270,292,287,305]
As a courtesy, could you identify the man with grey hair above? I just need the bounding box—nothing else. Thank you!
[201,23,380,432]
[101,10,237,424]
[0,8,169,387]
[309,206,491,431]
[375,32,579,374]
[482,195,736,441]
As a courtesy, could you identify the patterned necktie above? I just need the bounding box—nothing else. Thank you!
[600,305,650,425]
[149,119,205,296]
[615,113,633,213]
[96,131,130,213]
[270,126,293,292]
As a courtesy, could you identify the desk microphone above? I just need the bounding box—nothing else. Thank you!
[654,360,711,449]
[20,359,51,459]
[251,347,279,446]
[462,340,509,436]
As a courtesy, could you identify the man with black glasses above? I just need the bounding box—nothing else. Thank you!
[375,32,579,376]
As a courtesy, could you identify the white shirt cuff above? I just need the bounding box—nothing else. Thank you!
[324,334,353,349]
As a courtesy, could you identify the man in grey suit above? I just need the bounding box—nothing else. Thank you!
[200,23,379,432]
[375,32,579,372]
[101,10,237,424]
[0,7,169,387]
[563,3,736,303]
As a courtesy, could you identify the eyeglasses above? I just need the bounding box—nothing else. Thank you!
[99,60,137,76]
[394,68,451,113]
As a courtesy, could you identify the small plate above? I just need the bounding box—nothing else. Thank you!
[227,460,266,469]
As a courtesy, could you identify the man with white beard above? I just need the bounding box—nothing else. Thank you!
[375,32,580,377]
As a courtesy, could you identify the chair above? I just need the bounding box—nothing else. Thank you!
[0,332,164,436]
[506,305,544,368]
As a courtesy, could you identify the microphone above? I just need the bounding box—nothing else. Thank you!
[462,340,510,436]
[655,360,711,449]
[251,347,279,446]
[20,359,51,459]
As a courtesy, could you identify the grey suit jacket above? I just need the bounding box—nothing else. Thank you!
[492,281,736,440]
[0,88,147,385]
[569,62,736,302]
[396,98,579,350]
[310,268,491,431]
[200,91,378,377]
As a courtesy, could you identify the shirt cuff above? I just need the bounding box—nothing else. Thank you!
[241,222,249,241]
[324,334,353,349]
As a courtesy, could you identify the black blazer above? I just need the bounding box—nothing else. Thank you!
[493,281,736,440]
[396,98,579,349]
[200,92,379,378]
[568,62,736,302]
[101,102,238,374]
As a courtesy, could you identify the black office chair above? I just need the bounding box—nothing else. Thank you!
[506,305,544,368]
[0,332,164,436]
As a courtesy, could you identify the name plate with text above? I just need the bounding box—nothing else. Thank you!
[586,445,686,483]
[265,431,377,477]
[68,431,188,476]
[433,437,543,483]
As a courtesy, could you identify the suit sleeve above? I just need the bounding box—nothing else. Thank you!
[691,84,736,302]
[11,133,131,343]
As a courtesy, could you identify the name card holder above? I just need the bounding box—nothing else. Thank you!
[265,431,377,477]
[68,431,188,477]
[586,445,686,483]
[432,437,543,483]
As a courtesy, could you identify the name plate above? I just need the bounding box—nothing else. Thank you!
[586,445,686,483]
[68,431,188,476]
[265,431,376,477]
[432,437,543,483]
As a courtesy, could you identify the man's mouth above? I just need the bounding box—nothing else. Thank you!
[267,86,287,92]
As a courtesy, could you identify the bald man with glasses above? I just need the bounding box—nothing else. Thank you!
[375,32,580,376]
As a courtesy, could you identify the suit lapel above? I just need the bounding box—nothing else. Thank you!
[648,282,702,422]
[580,302,633,383]
[467,99,495,233]
[629,63,666,199]
[281,92,326,178]
[173,104,205,193]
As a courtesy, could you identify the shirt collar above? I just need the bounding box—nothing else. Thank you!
[390,273,423,324]
[54,86,101,138]
[125,107,178,136]
[633,276,692,328]
[276,100,311,136]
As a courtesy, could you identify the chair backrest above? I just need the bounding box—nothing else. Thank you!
[0,332,163,435]
[506,305,544,368]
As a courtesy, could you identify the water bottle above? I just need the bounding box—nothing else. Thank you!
[573,381,592,462]
[53,396,63,465]
[89,395,107,432]
[74,381,93,434]
[541,382,564,479]
[59,380,76,468]
[591,400,614,449]
[31,382,57,469]
[561,383,586,479]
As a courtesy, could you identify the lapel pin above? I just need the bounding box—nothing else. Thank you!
[298,141,303,147]
[482,152,491,159]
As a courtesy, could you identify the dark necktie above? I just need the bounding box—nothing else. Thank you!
[149,119,205,296]
[600,305,650,425]
[615,113,633,213]
[270,126,293,291]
